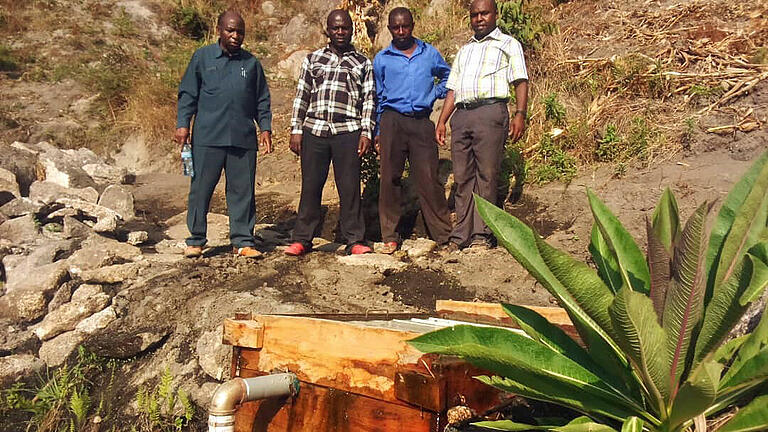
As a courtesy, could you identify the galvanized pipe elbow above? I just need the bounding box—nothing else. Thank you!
[208,373,300,432]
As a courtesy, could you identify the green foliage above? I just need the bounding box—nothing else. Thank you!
[360,151,380,199]
[595,124,620,162]
[113,7,137,37]
[0,44,19,71]
[496,0,557,50]
[530,136,577,184]
[136,367,196,432]
[543,93,566,126]
[410,151,768,431]
[171,5,210,40]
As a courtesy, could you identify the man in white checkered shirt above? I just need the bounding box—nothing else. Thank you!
[435,0,529,252]
[286,9,376,256]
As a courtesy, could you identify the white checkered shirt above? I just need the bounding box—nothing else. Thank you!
[290,46,376,139]
[446,28,528,104]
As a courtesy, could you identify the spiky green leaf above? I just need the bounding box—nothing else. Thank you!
[553,416,617,432]
[706,151,768,303]
[740,251,768,306]
[712,334,749,365]
[716,393,768,432]
[720,347,768,392]
[666,361,721,430]
[587,189,650,294]
[590,224,623,294]
[652,187,680,252]
[723,301,768,385]
[470,419,545,431]
[647,218,672,322]
[620,417,644,432]
[663,202,709,396]
[609,287,670,407]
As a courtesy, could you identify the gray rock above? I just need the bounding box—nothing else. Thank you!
[0,327,39,356]
[0,197,45,218]
[0,214,40,245]
[0,142,39,196]
[0,354,46,387]
[261,0,275,16]
[0,289,48,322]
[37,147,97,189]
[56,198,120,220]
[34,284,110,341]
[48,280,76,312]
[0,167,20,206]
[79,262,147,284]
[98,185,136,220]
[63,215,91,239]
[336,254,407,272]
[277,50,311,80]
[66,234,142,273]
[38,331,85,367]
[75,306,117,335]
[425,0,453,17]
[402,238,438,258]
[82,163,130,185]
[127,230,148,245]
[196,325,231,381]
[61,147,103,166]
[276,14,323,46]
[92,214,118,234]
[29,181,99,204]
[3,240,74,291]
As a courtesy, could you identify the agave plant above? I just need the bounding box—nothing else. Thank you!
[410,151,768,431]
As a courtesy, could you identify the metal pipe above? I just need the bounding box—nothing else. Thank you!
[208,373,300,432]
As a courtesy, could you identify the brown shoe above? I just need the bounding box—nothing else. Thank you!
[233,246,263,258]
[183,245,203,258]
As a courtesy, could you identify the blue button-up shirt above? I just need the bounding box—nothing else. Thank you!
[177,43,271,149]
[373,39,451,135]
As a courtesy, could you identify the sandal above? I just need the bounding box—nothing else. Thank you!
[381,241,399,254]
[285,242,308,256]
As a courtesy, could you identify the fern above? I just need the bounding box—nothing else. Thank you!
[178,388,194,422]
[69,388,90,426]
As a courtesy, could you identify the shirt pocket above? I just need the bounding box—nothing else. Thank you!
[342,63,362,98]
[201,66,223,94]
[310,64,326,88]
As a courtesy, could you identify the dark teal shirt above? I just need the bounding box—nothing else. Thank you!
[177,43,272,149]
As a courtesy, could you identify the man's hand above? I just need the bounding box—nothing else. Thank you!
[289,134,302,156]
[373,136,380,154]
[358,135,371,157]
[174,127,189,146]
[509,113,526,143]
[259,131,273,154]
[435,122,447,147]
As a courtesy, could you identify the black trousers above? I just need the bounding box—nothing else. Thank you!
[292,131,365,248]
[449,102,509,247]
[186,145,257,248]
[378,110,451,244]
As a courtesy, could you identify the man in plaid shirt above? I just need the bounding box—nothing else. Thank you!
[285,9,375,256]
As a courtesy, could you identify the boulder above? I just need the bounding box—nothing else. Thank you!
[78,262,147,284]
[0,354,46,387]
[0,214,40,245]
[82,163,131,185]
[0,289,48,322]
[127,230,148,245]
[336,254,407,272]
[261,0,276,16]
[402,238,438,258]
[75,306,117,335]
[3,240,74,291]
[92,214,118,234]
[0,167,20,206]
[0,142,39,196]
[34,284,110,341]
[56,198,120,220]
[36,146,97,189]
[196,325,231,381]
[61,147,103,166]
[29,180,99,204]
[38,330,85,367]
[63,215,91,239]
[0,197,45,218]
[276,14,323,46]
[98,185,135,220]
[48,280,76,312]
[278,50,311,80]
[67,234,141,273]
[0,327,39,356]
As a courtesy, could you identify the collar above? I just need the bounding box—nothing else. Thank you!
[384,38,424,57]
[470,27,503,43]
[215,40,242,59]
[324,44,358,57]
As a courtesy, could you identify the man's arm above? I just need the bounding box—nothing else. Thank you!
[289,56,312,155]
[358,59,376,156]
[372,55,385,148]
[175,51,201,145]
[253,59,273,153]
[432,47,451,100]
[435,90,455,147]
[509,79,528,142]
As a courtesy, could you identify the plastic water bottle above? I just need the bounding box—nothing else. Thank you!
[181,143,194,177]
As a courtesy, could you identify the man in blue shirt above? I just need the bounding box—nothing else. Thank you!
[175,10,272,259]
[373,7,452,254]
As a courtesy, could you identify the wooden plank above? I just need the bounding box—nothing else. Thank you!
[436,300,573,326]
[393,370,444,412]
[223,319,264,348]
[243,315,426,403]
[233,377,438,432]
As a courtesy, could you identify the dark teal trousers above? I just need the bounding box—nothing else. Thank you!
[186,145,257,248]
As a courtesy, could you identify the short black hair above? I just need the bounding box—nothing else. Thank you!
[389,7,413,23]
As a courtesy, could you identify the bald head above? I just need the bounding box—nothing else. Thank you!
[470,0,497,11]
[217,10,245,55]
[217,10,244,28]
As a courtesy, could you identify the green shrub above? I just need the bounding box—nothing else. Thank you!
[542,93,566,126]
[171,6,209,40]
[411,151,768,431]
[136,367,195,432]
[0,45,19,71]
[531,136,577,184]
[496,0,557,50]
[595,123,621,162]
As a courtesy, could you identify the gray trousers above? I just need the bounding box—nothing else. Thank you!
[186,145,257,248]
[449,102,509,247]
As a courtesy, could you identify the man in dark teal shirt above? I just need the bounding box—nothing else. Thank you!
[175,10,272,259]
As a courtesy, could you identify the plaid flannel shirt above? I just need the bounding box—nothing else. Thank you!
[446,27,528,104]
[290,46,376,139]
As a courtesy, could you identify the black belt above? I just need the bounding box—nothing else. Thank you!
[455,98,509,110]
[385,107,431,119]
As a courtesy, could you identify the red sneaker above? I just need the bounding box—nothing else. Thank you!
[285,242,307,256]
[349,244,372,255]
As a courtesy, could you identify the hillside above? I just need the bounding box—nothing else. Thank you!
[0,0,766,430]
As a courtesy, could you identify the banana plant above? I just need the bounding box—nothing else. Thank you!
[409,151,768,431]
